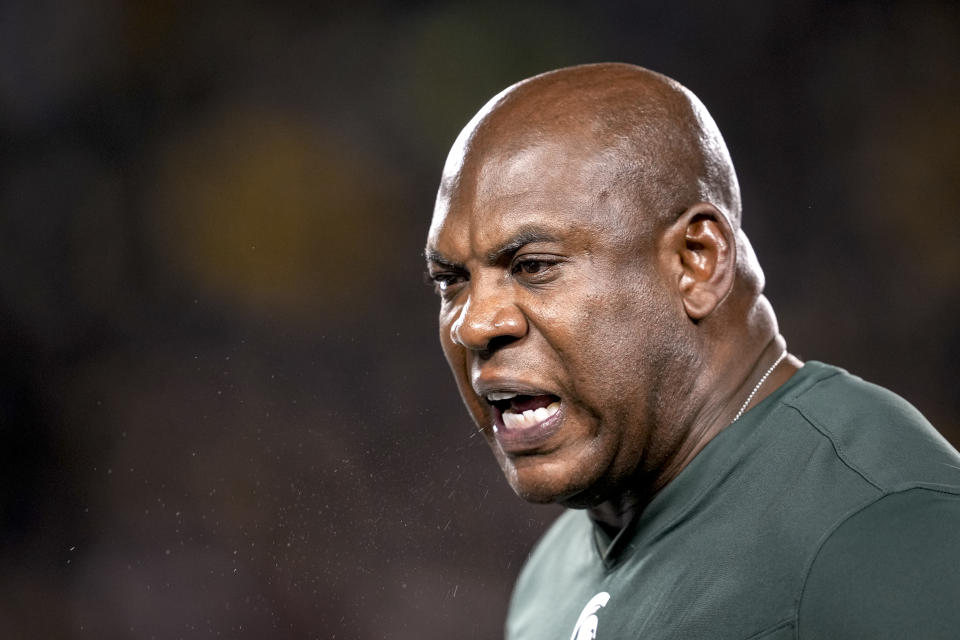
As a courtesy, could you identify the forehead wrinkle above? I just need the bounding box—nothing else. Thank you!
[470,144,618,221]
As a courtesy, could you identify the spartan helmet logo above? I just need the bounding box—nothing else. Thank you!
[570,592,611,640]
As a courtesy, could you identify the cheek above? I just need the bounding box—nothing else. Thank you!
[438,321,459,370]
[437,304,463,369]
[438,314,488,426]
[550,282,677,408]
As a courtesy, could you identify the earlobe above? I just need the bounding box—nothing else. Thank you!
[667,203,737,320]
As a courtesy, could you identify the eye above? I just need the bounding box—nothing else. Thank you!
[510,256,562,282]
[515,260,546,274]
[427,270,468,296]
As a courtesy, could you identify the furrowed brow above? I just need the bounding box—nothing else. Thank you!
[485,228,559,265]
[425,227,560,269]
[424,249,463,270]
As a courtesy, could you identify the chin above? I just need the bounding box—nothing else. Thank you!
[503,458,605,507]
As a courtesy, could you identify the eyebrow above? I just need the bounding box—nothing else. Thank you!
[485,227,559,265]
[426,226,561,270]
[424,249,462,270]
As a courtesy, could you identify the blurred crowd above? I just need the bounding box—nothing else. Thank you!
[0,1,956,638]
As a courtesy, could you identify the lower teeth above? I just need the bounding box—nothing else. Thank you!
[502,401,561,430]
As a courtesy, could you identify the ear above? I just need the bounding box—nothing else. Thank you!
[661,203,737,320]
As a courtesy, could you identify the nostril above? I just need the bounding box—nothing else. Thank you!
[483,334,521,356]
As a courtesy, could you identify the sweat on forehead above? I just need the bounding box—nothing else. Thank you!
[440,62,742,229]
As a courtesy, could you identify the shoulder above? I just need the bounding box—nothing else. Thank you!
[797,487,960,639]
[776,363,960,637]
[782,361,960,490]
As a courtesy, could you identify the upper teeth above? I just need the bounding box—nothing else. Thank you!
[486,391,518,402]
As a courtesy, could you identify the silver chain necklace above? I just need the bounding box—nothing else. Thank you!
[733,350,787,422]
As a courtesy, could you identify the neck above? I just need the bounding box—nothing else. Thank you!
[586,295,801,533]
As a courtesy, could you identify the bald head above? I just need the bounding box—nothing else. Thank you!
[439,63,742,235]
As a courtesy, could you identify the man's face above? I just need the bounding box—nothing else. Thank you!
[426,136,687,506]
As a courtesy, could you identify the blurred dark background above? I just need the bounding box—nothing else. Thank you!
[0,1,957,638]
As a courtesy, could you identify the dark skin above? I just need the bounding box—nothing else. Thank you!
[426,63,802,533]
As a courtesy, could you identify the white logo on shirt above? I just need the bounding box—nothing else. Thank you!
[570,591,611,640]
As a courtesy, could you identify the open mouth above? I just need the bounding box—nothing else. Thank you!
[486,392,562,431]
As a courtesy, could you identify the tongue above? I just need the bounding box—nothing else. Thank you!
[510,394,557,413]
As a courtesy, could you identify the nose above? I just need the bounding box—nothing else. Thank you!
[450,281,528,354]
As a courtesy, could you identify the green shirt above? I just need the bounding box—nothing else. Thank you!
[506,362,960,639]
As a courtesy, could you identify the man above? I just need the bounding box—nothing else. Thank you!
[424,63,960,639]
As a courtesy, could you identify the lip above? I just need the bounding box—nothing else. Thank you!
[473,377,566,453]
[492,400,565,454]
[473,378,557,399]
